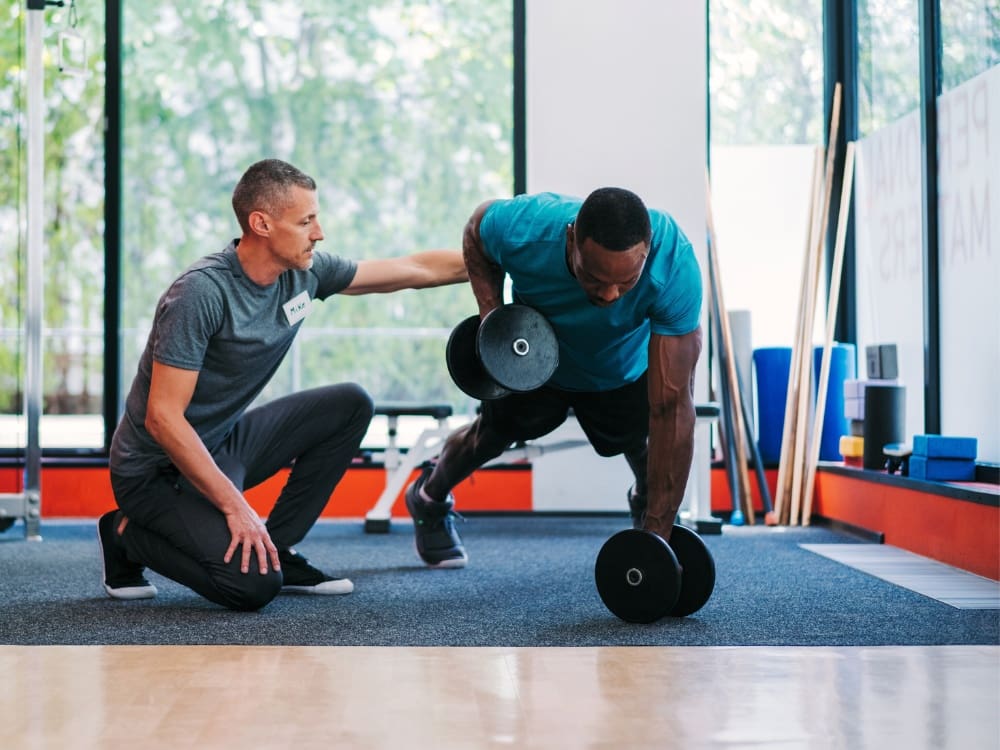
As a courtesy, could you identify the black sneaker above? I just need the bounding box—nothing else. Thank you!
[97,511,157,600]
[279,549,353,595]
[627,486,647,529]
[404,472,468,568]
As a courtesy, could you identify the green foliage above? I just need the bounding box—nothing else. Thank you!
[118,0,513,414]
[0,1,106,415]
[709,0,824,145]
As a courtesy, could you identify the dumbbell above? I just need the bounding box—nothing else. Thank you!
[446,304,559,400]
[594,525,716,623]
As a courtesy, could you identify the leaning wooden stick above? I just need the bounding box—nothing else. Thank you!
[705,169,755,525]
[801,141,857,525]
[789,82,842,525]
[774,146,824,524]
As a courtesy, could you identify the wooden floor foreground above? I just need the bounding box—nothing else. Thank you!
[2,644,997,748]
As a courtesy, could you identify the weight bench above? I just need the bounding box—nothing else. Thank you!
[362,402,589,532]
[363,402,456,533]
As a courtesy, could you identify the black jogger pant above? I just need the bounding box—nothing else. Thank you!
[110,383,374,611]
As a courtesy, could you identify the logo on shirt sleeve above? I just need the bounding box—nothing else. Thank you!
[282,291,312,326]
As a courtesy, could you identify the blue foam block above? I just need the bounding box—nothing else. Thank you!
[909,455,976,481]
[911,434,977,460]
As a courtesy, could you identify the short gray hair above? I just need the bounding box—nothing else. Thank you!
[231,159,317,233]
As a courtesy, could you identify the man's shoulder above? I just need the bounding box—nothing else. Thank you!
[488,192,582,217]
[158,252,236,313]
[483,192,580,245]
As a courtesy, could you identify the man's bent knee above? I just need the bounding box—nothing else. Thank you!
[215,570,283,612]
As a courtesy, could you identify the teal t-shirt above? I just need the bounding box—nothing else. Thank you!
[478,192,702,391]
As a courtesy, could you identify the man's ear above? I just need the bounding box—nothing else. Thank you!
[248,210,270,236]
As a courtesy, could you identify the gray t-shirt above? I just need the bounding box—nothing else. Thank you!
[110,240,357,477]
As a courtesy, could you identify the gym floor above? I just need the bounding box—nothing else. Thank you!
[2,644,996,748]
[1,516,998,748]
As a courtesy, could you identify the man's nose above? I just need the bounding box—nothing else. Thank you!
[597,284,619,302]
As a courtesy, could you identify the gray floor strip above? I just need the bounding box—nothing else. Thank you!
[800,544,1000,609]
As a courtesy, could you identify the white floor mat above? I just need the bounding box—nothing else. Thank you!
[800,543,1000,609]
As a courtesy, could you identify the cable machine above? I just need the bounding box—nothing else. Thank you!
[0,0,71,540]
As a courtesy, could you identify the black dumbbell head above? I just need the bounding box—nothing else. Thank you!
[476,305,559,392]
[446,315,511,400]
[595,529,681,623]
[667,524,716,617]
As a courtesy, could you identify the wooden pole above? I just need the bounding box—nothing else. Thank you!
[789,83,842,525]
[773,146,824,524]
[802,142,857,525]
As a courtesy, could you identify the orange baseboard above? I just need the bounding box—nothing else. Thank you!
[0,463,532,519]
[813,470,999,580]
[709,466,777,516]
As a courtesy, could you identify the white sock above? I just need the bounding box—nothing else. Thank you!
[419,485,438,504]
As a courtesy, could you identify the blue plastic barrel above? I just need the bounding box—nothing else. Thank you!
[752,347,792,465]
[813,343,857,461]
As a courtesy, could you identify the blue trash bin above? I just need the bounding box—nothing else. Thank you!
[813,343,856,461]
[752,347,792,465]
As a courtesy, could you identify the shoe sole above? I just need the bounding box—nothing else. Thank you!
[412,539,468,569]
[281,580,354,595]
[103,582,159,600]
[97,514,157,600]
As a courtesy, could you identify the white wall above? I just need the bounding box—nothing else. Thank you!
[524,1,709,511]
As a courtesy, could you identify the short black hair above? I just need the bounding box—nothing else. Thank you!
[574,187,652,251]
[232,159,317,233]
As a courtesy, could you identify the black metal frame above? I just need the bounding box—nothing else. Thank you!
[917,0,942,434]
[102,0,122,453]
[823,0,858,348]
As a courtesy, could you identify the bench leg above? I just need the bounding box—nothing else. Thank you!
[364,427,451,533]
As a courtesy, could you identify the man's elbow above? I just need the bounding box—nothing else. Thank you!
[144,407,172,443]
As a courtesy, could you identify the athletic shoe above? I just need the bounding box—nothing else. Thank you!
[627,486,647,529]
[279,549,354,595]
[97,510,157,600]
[404,471,468,568]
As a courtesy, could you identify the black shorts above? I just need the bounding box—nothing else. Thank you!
[480,372,649,457]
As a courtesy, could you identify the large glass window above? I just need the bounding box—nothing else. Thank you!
[941,1,1000,92]
[937,3,999,462]
[0,1,106,451]
[120,1,513,430]
[853,0,925,444]
[708,0,825,350]
[708,0,824,455]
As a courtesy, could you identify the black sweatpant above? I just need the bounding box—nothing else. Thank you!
[110,383,374,611]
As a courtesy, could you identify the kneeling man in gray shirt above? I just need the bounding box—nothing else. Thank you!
[101,158,466,610]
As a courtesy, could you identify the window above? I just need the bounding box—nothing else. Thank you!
[119,1,514,429]
[709,0,825,348]
[0,1,106,451]
[708,0,825,452]
[854,0,925,443]
[937,3,999,460]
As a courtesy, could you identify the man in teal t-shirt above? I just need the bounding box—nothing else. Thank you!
[405,188,703,568]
